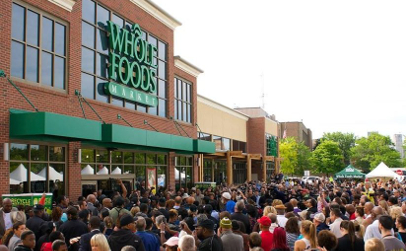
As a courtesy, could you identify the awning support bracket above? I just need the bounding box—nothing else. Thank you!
[75,89,105,124]
[0,70,39,112]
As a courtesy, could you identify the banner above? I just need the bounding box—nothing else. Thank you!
[2,193,53,209]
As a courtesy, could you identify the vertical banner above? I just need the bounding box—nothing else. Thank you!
[147,168,156,194]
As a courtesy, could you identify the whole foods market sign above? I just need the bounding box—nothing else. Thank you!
[105,21,157,107]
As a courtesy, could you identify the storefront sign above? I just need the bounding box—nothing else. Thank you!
[2,193,53,209]
[194,182,216,189]
[105,21,158,106]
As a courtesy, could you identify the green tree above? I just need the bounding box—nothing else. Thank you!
[310,140,344,174]
[351,132,402,171]
[322,132,356,165]
[279,137,312,175]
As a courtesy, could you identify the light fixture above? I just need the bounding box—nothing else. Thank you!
[3,143,9,161]
[77,149,82,163]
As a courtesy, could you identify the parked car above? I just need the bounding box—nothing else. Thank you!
[301,176,320,185]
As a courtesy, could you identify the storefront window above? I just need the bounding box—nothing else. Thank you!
[11,3,67,89]
[81,0,167,117]
[213,136,231,151]
[203,159,213,182]
[175,156,193,190]
[9,143,65,195]
[232,140,246,153]
[214,161,227,185]
[233,163,247,184]
[198,132,211,141]
[174,78,192,123]
[266,134,278,157]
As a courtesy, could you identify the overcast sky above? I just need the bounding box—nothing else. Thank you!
[152,0,406,139]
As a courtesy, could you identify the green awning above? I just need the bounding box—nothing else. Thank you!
[335,164,365,179]
[10,109,216,154]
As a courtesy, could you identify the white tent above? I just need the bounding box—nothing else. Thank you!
[81,164,94,175]
[9,178,21,185]
[111,167,122,174]
[97,166,109,175]
[366,162,401,180]
[10,163,45,182]
[39,166,63,181]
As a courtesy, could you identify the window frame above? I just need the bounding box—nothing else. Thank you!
[10,1,68,91]
[174,76,193,124]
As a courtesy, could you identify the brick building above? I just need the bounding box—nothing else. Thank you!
[0,0,214,200]
[279,121,313,149]
[197,98,280,184]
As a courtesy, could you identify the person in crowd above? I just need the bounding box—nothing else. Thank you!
[26,204,45,242]
[7,221,26,251]
[52,240,68,251]
[194,219,223,251]
[363,202,375,228]
[396,215,406,244]
[89,234,110,251]
[268,214,278,234]
[232,220,250,251]
[218,217,243,251]
[135,217,160,251]
[328,207,343,238]
[365,238,385,251]
[40,231,65,251]
[15,230,36,251]
[86,195,99,217]
[274,205,288,229]
[51,207,64,231]
[312,213,328,233]
[285,217,300,251]
[178,235,195,251]
[35,221,55,251]
[270,227,289,251]
[379,215,406,251]
[109,197,131,226]
[248,232,262,250]
[354,207,365,225]
[79,216,101,251]
[364,207,386,241]
[293,220,317,251]
[108,214,145,251]
[222,192,235,214]
[257,216,273,251]
[59,206,88,249]
[56,196,68,211]
[231,202,251,234]
[317,230,337,251]
[335,220,364,251]
[0,198,17,240]
[353,220,365,240]
[162,237,178,251]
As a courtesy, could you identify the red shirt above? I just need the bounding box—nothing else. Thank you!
[260,229,274,251]
[350,213,356,220]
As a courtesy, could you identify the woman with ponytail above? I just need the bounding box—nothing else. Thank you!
[293,220,317,251]
[336,220,364,251]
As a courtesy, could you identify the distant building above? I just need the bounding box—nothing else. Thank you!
[279,122,313,149]
[393,134,404,159]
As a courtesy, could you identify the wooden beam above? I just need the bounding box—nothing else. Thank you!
[247,155,252,181]
[208,152,226,157]
[226,152,233,185]
[264,156,275,161]
[229,151,243,156]
[248,154,262,160]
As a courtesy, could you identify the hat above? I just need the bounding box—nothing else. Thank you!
[257,216,271,226]
[191,187,196,191]
[182,193,190,199]
[33,204,44,211]
[222,192,231,200]
[163,237,179,247]
[120,214,134,227]
[220,217,232,229]
[61,213,68,222]
[194,214,208,227]
[189,204,197,212]
[274,204,287,210]
[313,213,325,222]
[272,199,283,207]
[196,219,215,230]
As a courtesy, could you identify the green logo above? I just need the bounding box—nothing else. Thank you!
[105,21,158,106]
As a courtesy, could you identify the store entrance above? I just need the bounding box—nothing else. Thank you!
[81,178,133,198]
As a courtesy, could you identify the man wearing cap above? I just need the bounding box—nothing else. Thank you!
[194,219,223,251]
[275,204,288,228]
[313,213,329,233]
[219,218,243,251]
[108,214,146,251]
[258,216,273,251]
[222,192,235,214]
[26,204,45,241]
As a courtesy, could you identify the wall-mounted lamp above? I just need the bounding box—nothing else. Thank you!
[3,143,9,161]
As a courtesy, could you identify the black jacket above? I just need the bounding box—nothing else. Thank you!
[231,212,251,233]
[59,219,89,247]
[108,229,145,251]
[335,234,364,251]
[15,245,33,251]
[26,216,45,240]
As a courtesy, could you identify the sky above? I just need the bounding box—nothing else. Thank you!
[152,0,406,139]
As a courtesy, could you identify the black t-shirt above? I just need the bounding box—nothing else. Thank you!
[399,232,406,245]
[198,235,223,251]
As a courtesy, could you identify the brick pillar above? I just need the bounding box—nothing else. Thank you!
[168,152,176,189]
[68,141,81,200]
[0,143,10,196]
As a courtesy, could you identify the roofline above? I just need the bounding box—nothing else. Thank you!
[174,56,204,77]
[133,0,182,30]
[197,94,250,120]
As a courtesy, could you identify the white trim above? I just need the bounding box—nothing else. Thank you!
[175,56,204,78]
[47,0,75,12]
[129,0,181,30]
[198,95,250,121]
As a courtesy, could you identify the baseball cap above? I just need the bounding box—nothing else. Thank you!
[222,192,231,200]
[163,237,179,247]
[195,219,215,230]
[120,214,134,227]
[313,213,325,223]
[257,216,271,226]
[33,204,44,211]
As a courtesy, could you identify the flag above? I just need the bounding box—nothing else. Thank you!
[283,129,287,139]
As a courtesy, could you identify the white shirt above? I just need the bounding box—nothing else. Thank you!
[329,218,343,238]
[364,219,394,241]
[4,212,12,230]
[277,215,288,228]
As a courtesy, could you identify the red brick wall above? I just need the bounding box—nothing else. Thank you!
[0,0,199,196]
[247,117,266,156]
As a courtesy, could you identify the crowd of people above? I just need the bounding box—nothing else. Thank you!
[1,176,406,251]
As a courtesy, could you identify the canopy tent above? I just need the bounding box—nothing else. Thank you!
[10,164,46,183]
[335,165,365,179]
[81,164,94,175]
[38,166,63,181]
[9,178,21,185]
[111,167,122,174]
[366,162,400,180]
[97,166,109,175]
